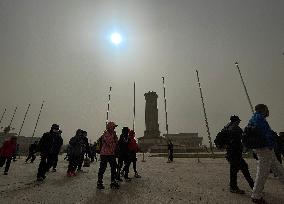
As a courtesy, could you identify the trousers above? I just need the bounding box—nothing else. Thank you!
[251,148,284,199]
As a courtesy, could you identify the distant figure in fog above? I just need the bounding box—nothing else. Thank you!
[25,141,38,163]
[167,140,173,163]
[12,144,20,161]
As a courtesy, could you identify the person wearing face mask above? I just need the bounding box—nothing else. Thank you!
[36,124,63,181]
[248,104,284,204]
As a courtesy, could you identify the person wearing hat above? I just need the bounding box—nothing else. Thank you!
[223,115,254,194]
[97,121,119,189]
[0,136,17,175]
[36,124,63,181]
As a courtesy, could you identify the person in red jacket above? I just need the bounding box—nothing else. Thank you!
[0,136,17,175]
[127,130,141,178]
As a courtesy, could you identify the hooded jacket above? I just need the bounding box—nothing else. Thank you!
[0,139,17,158]
[100,130,118,156]
[224,122,243,160]
[38,131,63,156]
[128,133,138,153]
[248,112,276,149]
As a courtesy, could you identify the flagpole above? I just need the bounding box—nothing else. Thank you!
[9,106,18,127]
[106,86,112,127]
[162,77,169,136]
[133,82,136,131]
[195,70,214,157]
[32,100,45,137]
[18,104,31,137]
[235,62,254,113]
[0,108,7,126]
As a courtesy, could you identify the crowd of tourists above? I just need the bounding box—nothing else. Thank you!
[0,121,141,190]
[1,103,284,203]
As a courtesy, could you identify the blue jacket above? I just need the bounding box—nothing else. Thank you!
[248,112,276,149]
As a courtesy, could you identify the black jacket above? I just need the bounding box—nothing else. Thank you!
[225,123,243,160]
[69,135,89,157]
[118,134,129,158]
[38,131,63,156]
[29,143,37,154]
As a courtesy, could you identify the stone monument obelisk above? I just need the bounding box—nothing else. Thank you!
[138,91,166,151]
[144,91,160,138]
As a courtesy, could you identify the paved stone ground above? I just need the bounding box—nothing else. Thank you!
[0,154,283,204]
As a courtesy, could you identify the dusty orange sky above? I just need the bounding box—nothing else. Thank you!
[0,0,283,145]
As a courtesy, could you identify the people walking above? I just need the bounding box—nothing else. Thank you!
[49,130,63,172]
[224,115,254,194]
[67,129,84,176]
[117,127,131,181]
[36,124,63,181]
[12,144,20,162]
[247,104,284,204]
[97,122,119,189]
[128,130,141,178]
[167,140,174,163]
[0,136,17,175]
[77,130,90,171]
[25,141,38,163]
[89,142,97,162]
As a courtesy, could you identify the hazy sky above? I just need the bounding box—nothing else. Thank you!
[0,0,283,145]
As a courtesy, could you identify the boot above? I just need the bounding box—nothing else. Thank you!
[124,175,131,181]
[252,197,268,204]
[134,172,141,178]
[97,182,105,190]
[110,181,120,189]
[230,187,245,194]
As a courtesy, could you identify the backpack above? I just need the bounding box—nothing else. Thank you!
[242,124,267,149]
[214,127,230,149]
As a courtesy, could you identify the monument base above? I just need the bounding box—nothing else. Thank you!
[138,136,167,152]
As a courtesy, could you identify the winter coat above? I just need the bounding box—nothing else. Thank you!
[38,132,63,156]
[118,134,130,158]
[68,135,89,157]
[248,112,276,149]
[0,140,17,158]
[100,130,118,156]
[128,136,138,153]
[29,143,38,154]
[225,122,243,160]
